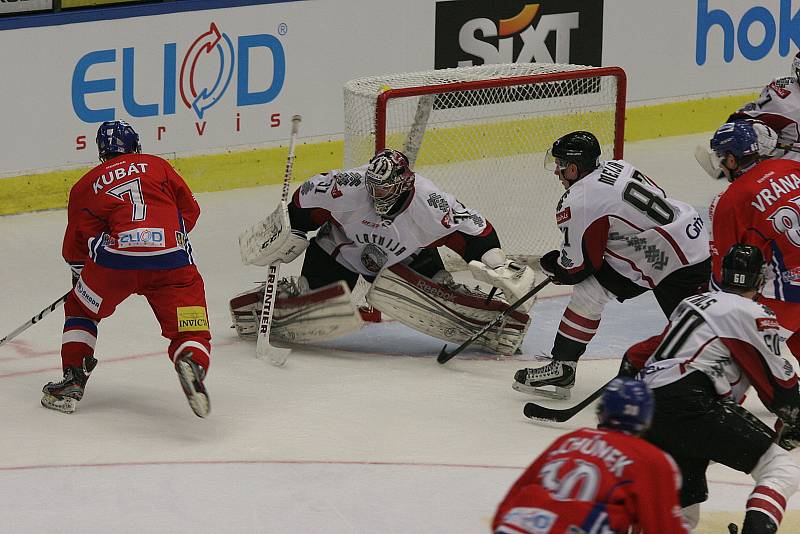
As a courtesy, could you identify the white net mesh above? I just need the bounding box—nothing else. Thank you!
[344,63,625,266]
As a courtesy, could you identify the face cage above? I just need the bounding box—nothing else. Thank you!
[366,176,405,215]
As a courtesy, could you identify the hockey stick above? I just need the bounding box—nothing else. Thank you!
[256,114,302,367]
[0,291,70,348]
[522,378,614,423]
[437,279,551,364]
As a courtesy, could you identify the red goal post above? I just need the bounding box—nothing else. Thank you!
[343,63,627,265]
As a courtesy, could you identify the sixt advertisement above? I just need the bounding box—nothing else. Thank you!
[434,0,603,68]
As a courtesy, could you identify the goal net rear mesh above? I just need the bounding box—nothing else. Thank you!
[343,63,626,267]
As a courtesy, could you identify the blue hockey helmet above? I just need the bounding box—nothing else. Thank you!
[710,120,761,161]
[596,377,654,434]
[96,120,141,161]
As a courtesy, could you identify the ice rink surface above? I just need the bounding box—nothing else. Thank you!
[1,133,799,533]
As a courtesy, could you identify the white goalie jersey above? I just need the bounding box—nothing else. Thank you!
[641,292,797,408]
[556,160,709,288]
[735,76,800,161]
[295,166,490,277]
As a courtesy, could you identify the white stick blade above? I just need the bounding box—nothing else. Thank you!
[256,338,292,367]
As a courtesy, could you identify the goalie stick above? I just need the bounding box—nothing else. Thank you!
[0,291,70,348]
[437,279,550,364]
[522,378,614,423]
[256,114,302,367]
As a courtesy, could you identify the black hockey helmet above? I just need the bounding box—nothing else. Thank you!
[721,244,765,291]
[548,131,601,175]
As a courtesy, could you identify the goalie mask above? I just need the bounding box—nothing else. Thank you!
[365,149,415,216]
[792,51,800,85]
[96,120,141,162]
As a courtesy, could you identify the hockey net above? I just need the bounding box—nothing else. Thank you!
[344,63,626,268]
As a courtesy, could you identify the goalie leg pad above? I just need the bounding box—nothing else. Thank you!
[366,264,531,356]
[230,280,363,344]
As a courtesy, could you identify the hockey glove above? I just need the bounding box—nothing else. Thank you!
[540,250,566,285]
[468,248,537,313]
[69,262,84,287]
[239,203,309,266]
[777,421,800,451]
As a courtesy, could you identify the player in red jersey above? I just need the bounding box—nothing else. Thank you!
[707,120,800,360]
[41,120,211,417]
[493,378,689,534]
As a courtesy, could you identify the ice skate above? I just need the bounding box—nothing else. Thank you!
[41,355,97,414]
[513,360,576,400]
[175,352,210,418]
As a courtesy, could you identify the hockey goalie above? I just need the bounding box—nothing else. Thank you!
[230,148,538,355]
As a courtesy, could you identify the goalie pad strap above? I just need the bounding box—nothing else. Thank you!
[367,264,530,355]
[230,281,362,344]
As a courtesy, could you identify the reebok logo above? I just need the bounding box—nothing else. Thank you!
[435,0,603,68]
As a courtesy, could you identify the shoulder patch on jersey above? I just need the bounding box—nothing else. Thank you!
[556,206,571,224]
[756,317,780,331]
[769,79,792,98]
[300,180,315,195]
[426,192,450,213]
[334,171,362,188]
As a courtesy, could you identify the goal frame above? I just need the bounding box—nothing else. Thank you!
[372,66,627,160]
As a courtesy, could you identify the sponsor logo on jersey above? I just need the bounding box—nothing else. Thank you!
[756,317,780,331]
[434,1,603,68]
[696,1,800,65]
[117,228,166,248]
[556,206,571,224]
[177,306,209,332]
[499,507,556,534]
[74,279,102,314]
[361,218,393,229]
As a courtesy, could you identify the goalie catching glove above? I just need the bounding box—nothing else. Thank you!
[468,248,538,313]
[239,203,309,266]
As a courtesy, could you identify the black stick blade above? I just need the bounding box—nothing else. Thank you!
[523,402,579,423]
[437,345,453,364]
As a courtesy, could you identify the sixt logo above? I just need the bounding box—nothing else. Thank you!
[71,22,285,123]
[434,0,603,68]
[696,0,800,64]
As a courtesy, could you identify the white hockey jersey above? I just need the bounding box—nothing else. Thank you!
[640,291,797,409]
[736,76,800,161]
[555,160,709,288]
[294,166,490,277]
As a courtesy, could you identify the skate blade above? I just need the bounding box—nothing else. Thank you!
[176,360,210,418]
[512,382,572,400]
[41,394,77,414]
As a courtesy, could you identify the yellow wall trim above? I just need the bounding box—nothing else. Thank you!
[0,93,758,216]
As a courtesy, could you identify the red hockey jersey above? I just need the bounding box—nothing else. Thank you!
[63,153,200,271]
[710,158,800,303]
[493,427,689,534]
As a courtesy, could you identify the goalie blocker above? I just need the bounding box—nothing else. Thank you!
[230,263,531,354]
